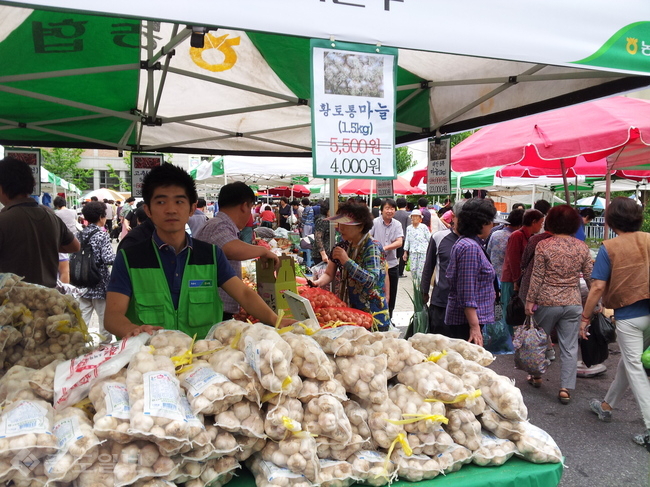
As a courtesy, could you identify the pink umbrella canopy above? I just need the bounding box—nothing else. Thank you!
[338,176,425,195]
[496,155,650,180]
[262,185,311,198]
[451,96,650,173]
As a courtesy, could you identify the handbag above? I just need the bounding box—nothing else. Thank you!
[506,290,526,327]
[69,228,102,288]
[513,315,551,376]
[580,313,615,367]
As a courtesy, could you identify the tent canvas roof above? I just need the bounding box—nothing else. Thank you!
[0,3,648,157]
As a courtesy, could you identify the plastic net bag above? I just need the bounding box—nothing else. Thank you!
[472,431,517,466]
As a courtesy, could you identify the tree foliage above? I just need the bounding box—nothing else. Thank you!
[396,146,416,174]
[107,163,131,191]
[450,131,474,148]
[40,148,92,191]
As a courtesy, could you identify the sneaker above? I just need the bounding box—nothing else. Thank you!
[546,347,556,361]
[632,430,650,452]
[577,362,607,378]
[589,398,612,422]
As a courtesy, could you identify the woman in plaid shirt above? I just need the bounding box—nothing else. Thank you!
[445,199,497,346]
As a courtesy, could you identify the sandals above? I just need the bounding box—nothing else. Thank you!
[527,375,542,388]
[558,388,571,405]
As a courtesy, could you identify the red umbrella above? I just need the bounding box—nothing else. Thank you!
[338,176,425,195]
[451,96,650,174]
[496,155,650,180]
[264,185,310,198]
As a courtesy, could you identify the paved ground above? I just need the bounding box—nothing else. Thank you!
[87,256,648,486]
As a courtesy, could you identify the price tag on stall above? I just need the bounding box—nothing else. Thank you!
[376,179,394,198]
[131,153,164,197]
[311,40,397,180]
[427,137,452,195]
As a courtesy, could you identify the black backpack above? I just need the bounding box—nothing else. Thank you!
[70,228,102,288]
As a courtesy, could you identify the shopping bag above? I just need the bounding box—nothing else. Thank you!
[483,320,514,355]
[506,291,526,327]
[513,316,550,376]
[580,313,615,367]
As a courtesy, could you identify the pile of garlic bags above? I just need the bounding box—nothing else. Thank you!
[0,319,562,487]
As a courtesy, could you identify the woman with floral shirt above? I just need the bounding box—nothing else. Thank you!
[311,202,390,330]
[403,209,431,282]
[78,201,115,345]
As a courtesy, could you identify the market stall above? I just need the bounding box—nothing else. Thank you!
[0,271,565,487]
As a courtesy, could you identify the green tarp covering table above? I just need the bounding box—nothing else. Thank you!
[228,458,563,487]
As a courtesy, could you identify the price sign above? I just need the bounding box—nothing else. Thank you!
[5,148,41,196]
[311,40,397,180]
[427,138,452,196]
[376,179,394,198]
[131,153,164,197]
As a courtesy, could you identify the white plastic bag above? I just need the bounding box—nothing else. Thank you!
[53,334,149,410]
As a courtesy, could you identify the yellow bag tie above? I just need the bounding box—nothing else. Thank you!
[66,303,91,340]
[230,330,242,349]
[383,433,412,473]
[423,388,483,404]
[274,309,285,330]
[426,350,448,362]
[282,415,302,433]
[261,376,293,403]
[72,398,95,421]
[384,414,449,426]
[371,310,390,331]
[294,322,317,335]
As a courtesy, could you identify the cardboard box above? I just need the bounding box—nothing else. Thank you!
[256,254,298,312]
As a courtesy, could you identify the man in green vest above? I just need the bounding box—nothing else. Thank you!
[105,163,293,339]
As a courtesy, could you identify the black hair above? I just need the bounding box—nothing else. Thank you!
[507,208,525,226]
[544,204,581,235]
[456,198,496,237]
[320,201,329,216]
[372,197,383,207]
[135,206,149,224]
[82,201,106,224]
[53,196,67,208]
[417,197,429,208]
[523,209,544,226]
[337,202,374,234]
[90,196,99,202]
[142,163,198,207]
[264,205,271,211]
[606,197,643,232]
[196,198,207,209]
[579,207,596,220]
[126,196,136,203]
[301,197,310,206]
[534,199,551,215]
[0,157,35,198]
[291,199,300,206]
[396,197,407,209]
[406,202,415,211]
[381,198,397,211]
[218,182,254,208]
[463,191,472,199]
[280,197,289,204]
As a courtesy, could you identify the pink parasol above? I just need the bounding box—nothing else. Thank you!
[338,176,425,195]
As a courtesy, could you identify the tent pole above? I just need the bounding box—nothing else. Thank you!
[559,158,570,204]
[574,176,578,207]
[604,170,612,240]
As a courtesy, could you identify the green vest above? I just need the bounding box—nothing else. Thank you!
[122,239,223,339]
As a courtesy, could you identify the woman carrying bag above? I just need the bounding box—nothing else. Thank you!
[583,197,650,450]
[524,205,593,404]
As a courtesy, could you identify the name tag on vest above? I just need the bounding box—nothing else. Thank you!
[189,280,214,288]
